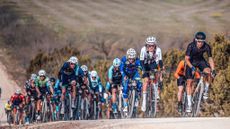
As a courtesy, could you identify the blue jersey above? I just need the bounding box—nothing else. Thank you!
[120,56,142,77]
[75,65,84,77]
[53,79,62,96]
[89,75,103,89]
[108,65,122,85]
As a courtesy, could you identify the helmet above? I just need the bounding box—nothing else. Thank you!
[15,89,21,95]
[126,48,136,59]
[91,70,97,77]
[195,32,206,41]
[81,65,88,72]
[49,77,56,82]
[113,58,121,67]
[30,73,37,80]
[38,69,46,76]
[68,56,78,64]
[145,36,157,45]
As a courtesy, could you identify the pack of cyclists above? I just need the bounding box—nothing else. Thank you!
[4,32,216,124]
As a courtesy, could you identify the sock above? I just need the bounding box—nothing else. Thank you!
[205,83,209,93]
[142,93,147,105]
[187,95,192,106]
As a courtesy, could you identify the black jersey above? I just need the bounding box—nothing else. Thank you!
[185,41,212,62]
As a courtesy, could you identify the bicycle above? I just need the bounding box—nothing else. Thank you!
[60,85,73,120]
[107,84,122,119]
[121,78,140,118]
[145,69,160,118]
[192,71,208,117]
[80,85,90,120]
[6,109,13,125]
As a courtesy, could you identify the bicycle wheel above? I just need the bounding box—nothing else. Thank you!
[192,82,204,117]
[181,91,187,117]
[146,83,152,118]
[42,98,47,122]
[151,84,157,117]
[127,89,136,118]
[30,102,36,123]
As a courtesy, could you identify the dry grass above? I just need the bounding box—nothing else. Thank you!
[16,0,230,49]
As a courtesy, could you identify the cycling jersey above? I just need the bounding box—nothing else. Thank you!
[140,46,163,65]
[175,60,201,81]
[120,56,142,99]
[186,41,212,62]
[120,56,142,78]
[185,41,212,79]
[35,76,50,95]
[5,103,11,110]
[53,79,62,97]
[108,66,122,85]
[25,80,37,97]
[89,74,103,93]
[10,93,25,106]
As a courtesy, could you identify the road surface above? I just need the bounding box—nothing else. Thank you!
[2,117,229,129]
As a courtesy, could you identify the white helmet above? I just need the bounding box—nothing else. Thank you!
[15,89,21,94]
[30,73,37,80]
[38,69,46,76]
[126,48,136,59]
[113,58,121,67]
[68,56,78,64]
[81,65,88,72]
[91,70,97,77]
[145,36,157,45]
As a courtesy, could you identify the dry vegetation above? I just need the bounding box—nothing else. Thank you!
[0,0,229,116]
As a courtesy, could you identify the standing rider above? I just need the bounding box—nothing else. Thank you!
[120,48,142,112]
[35,69,50,120]
[106,58,122,114]
[185,32,216,112]
[140,36,164,112]
[59,56,78,114]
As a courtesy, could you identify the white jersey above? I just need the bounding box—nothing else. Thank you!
[140,46,162,64]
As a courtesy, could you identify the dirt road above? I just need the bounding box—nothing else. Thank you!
[3,117,229,129]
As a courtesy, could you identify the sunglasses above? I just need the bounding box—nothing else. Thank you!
[70,63,75,65]
[146,45,155,48]
[195,39,205,43]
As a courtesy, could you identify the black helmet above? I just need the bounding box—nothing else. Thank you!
[49,77,56,82]
[195,32,206,40]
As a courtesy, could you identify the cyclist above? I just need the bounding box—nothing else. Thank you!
[10,89,25,124]
[120,48,142,112]
[49,77,62,117]
[89,70,104,118]
[81,65,90,87]
[140,36,164,112]
[5,99,12,114]
[24,73,38,124]
[174,60,200,112]
[25,73,38,103]
[106,58,122,114]
[35,69,50,120]
[185,31,216,112]
[58,56,78,114]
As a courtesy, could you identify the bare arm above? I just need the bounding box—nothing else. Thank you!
[185,56,193,68]
[209,57,215,70]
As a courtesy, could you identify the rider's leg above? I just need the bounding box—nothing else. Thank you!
[177,76,185,103]
[142,76,149,112]
[177,77,184,112]
[186,65,194,112]
[71,80,77,108]
[61,87,66,114]
[112,87,117,112]
[203,67,211,99]
[122,78,129,111]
